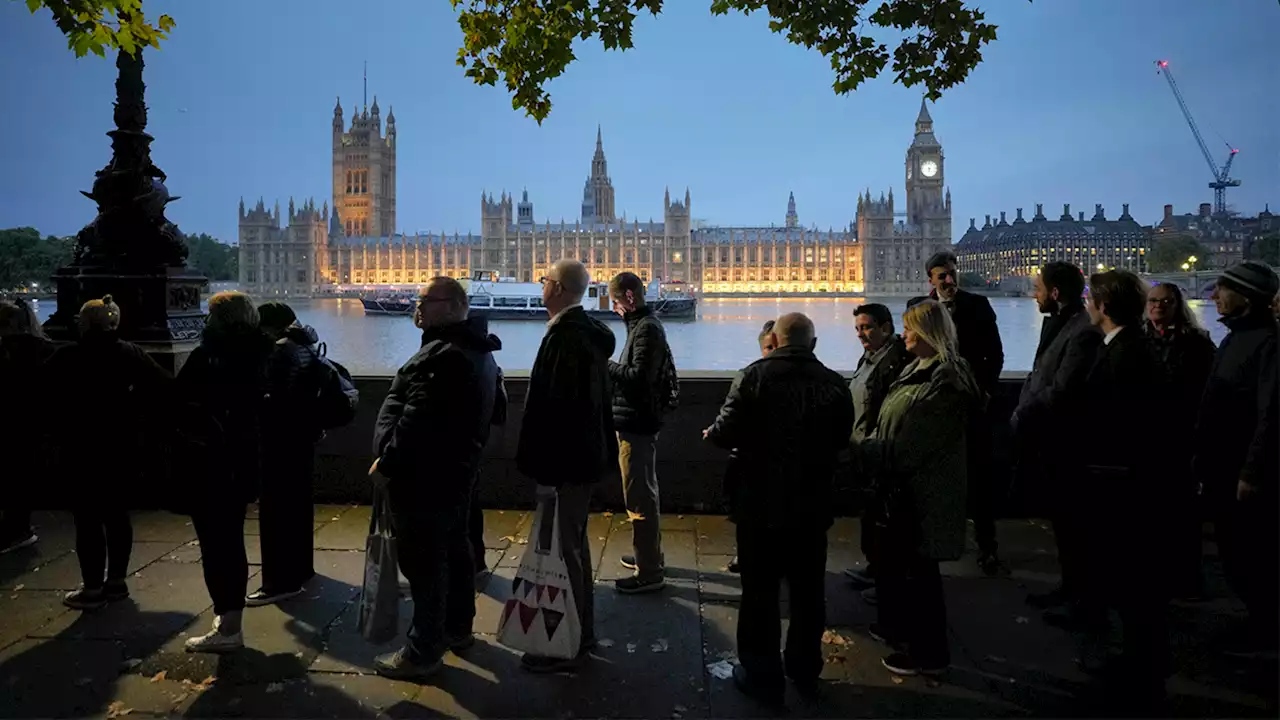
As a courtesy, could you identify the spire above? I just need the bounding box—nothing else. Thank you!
[363,61,368,111]
[785,191,798,229]
[916,97,932,125]
[333,96,342,115]
[596,124,603,152]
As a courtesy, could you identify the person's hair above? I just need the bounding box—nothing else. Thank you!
[257,301,297,331]
[608,272,646,305]
[0,298,45,338]
[926,251,958,274]
[758,319,776,348]
[552,259,590,301]
[78,294,121,333]
[902,299,959,362]
[853,303,894,332]
[424,276,470,321]
[772,313,815,349]
[1088,270,1147,327]
[1040,261,1085,303]
[1148,282,1200,330]
[206,291,259,332]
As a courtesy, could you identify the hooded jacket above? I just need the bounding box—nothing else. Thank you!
[264,323,321,435]
[518,306,618,486]
[373,315,503,500]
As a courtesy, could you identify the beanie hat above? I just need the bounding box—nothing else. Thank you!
[1219,261,1279,303]
[257,301,297,331]
[78,294,121,333]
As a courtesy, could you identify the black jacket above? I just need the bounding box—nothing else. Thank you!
[908,289,1004,395]
[609,305,669,434]
[706,345,855,530]
[0,334,60,482]
[1014,304,1101,444]
[1193,312,1278,502]
[849,334,910,444]
[175,325,273,508]
[264,323,321,438]
[1144,322,1216,468]
[373,316,502,502]
[517,306,618,486]
[1079,326,1161,481]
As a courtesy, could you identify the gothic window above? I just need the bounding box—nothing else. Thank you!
[247,270,257,283]
[346,171,353,194]
[361,171,369,194]
[297,270,307,283]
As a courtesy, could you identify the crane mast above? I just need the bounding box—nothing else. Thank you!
[1155,60,1240,216]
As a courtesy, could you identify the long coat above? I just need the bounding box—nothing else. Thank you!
[863,355,981,561]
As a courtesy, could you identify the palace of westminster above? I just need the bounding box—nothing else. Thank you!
[238,94,957,297]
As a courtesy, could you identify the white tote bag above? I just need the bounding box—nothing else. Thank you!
[496,487,582,659]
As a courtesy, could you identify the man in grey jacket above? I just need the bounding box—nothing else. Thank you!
[1012,261,1100,622]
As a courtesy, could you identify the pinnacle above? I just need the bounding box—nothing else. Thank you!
[916,97,933,124]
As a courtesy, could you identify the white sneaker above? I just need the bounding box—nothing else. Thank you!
[185,614,244,654]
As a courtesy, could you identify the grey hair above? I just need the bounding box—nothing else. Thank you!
[553,259,590,301]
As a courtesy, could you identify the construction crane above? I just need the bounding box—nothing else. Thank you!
[1155,59,1240,216]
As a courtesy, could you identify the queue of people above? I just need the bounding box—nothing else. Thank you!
[0,254,1274,714]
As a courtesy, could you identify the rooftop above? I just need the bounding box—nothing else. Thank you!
[0,508,1271,718]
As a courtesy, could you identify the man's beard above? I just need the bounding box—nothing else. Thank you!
[1038,298,1059,315]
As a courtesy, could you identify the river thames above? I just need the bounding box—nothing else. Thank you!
[34,295,1229,375]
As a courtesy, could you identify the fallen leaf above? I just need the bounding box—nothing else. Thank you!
[984,655,1007,663]
[150,670,167,683]
[602,511,614,518]
[74,677,93,687]
[651,638,669,653]
[925,679,941,688]
[597,638,615,648]
[106,700,133,718]
[826,654,848,664]
[500,535,516,543]
[821,630,848,646]
[516,537,529,545]
[13,584,24,591]
[266,682,284,693]
[890,676,905,685]
[1014,616,1029,624]
[626,642,637,654]
[674,705,687,713]
[707,660,735,679]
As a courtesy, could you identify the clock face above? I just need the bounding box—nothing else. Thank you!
[920,160,939,178]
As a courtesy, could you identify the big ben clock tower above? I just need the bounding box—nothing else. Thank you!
[904,98,952,255]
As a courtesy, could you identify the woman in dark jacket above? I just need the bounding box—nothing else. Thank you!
[0,298,60,553]
[46,295,172,610]
[176,291,272,653]
[1143,282,1216,599]
[861,299,982,677]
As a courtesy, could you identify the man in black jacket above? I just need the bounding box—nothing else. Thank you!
[909,251,1006,575]
[517,259,617,674]
[1012,262,1101,618]
[1193,262,1278,657]
[705,313,855,705]
[370,277,502,681]
[607,272,673,594]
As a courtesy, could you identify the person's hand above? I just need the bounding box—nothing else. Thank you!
[701,426,711,440]
[1237,479,1257,502]
[368,458,380,475]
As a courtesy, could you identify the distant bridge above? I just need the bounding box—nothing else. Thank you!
[1143,267,1280,299]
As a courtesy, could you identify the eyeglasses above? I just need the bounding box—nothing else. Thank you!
[539,276,559,286]
[1146,297,1174,307]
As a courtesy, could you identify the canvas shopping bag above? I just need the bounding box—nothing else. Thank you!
[496,487,582,659]
[358,489,400,644]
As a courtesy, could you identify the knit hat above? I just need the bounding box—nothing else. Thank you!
[78,294,121,333]
[1218,262,1279,303]
[257,301,297,331]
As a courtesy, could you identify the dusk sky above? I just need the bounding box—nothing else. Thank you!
[0,0,1275,245]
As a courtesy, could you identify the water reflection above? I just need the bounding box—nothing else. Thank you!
[31,295,1230,375]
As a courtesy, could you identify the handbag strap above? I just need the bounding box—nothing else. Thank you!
[369,488,393,536]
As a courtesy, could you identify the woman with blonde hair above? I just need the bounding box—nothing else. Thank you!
[45,295,172,610]
[860,299,982,676]
[175,291,273,652]
[0,298,58,553]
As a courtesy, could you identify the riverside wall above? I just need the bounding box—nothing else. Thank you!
[317,371,1033,514]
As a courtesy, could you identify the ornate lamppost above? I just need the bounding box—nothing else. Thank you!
[43,46,207,371]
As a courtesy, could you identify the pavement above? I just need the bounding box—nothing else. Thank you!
[0,506,1274,719]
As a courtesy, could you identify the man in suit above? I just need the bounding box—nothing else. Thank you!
[908,252,1005,575]
[1011,262,1101,621]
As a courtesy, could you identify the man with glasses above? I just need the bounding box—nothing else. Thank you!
[517,259,618,673]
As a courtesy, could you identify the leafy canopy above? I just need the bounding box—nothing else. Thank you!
[451,0,1005,123]
[1147,233,1207,274]
[16,0,175,58]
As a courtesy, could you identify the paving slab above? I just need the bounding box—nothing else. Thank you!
[0,589,69,651]
[1,540,184,591]
[314,506,372,550]
[0,636,127,718]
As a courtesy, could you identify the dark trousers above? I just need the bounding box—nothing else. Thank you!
[877,547,949,666]
[967,416,999,557]
[860,504,881,574]
[71,508,132,588]
[0,508,33,538]
[259,437,316,592]
[192,504,249,615]
[390,487,476,662]
[736,523,828,691]
[469,480,485,571]
[1170,474,1205,596]
[539,482,595,650]
[1216,498,1279,644]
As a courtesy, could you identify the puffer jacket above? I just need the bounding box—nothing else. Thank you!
[264,323,320,433]
[609,305,670,434]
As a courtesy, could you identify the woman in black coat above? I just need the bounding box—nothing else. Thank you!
[176,291,272,653]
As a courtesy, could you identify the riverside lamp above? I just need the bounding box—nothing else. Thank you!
[42,47,207,373]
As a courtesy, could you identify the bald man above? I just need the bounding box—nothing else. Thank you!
[704,312,855,704]
[516,259,618,673]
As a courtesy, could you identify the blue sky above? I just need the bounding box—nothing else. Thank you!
[1,0,1276,245]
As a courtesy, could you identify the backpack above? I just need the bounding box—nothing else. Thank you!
[658,343,680,413]
[308,341,359,429]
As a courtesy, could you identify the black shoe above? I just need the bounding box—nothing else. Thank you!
[245,587,304,607]
[844,567,876,589]
[861,587,878,606]
[374,647,444,682]
[727,556,741,574]
[615,574,666,594]
[448,633,476,653]
[882,651,947,677]
[0,529,37,555]
[103,580,130,602]
[620,555,638,571]
[977,553,1010,577]
[868,623,903,648]
[63,587,108,610]
[732,664,784,707]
